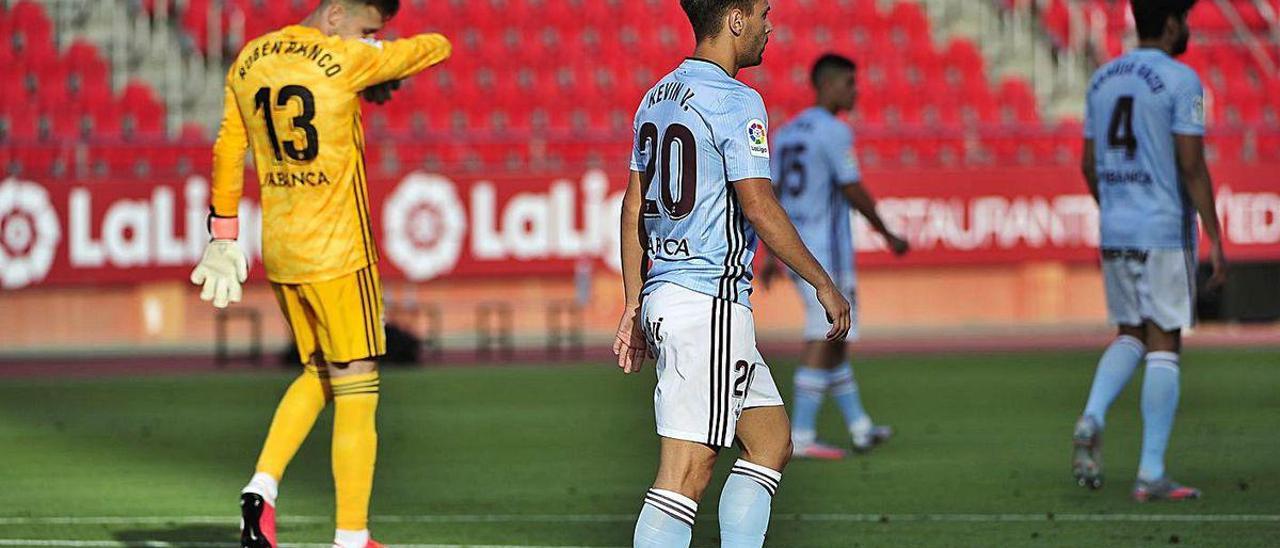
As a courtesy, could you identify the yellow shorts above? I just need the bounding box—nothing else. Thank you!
[272,264,386,365]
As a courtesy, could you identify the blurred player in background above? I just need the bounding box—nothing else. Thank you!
[613,1,850,546]
[1072,0,1225,502]
[187,0,450,546]
[762,53,909,459]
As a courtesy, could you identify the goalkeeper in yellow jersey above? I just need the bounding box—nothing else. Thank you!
[187,1,449,546]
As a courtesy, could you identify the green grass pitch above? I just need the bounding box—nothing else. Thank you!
[0,348,1277,547]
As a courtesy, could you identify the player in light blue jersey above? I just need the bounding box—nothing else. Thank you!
[612,1,851,546]
[763,54,909,460]
[1071,0,1226,503]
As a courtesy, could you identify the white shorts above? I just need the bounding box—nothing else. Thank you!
[641,283,784,448]
[790,273,859,342]
[1102,248,1197,331]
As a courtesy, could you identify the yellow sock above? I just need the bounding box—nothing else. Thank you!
[331,371,379,531]
[255,365,328,480]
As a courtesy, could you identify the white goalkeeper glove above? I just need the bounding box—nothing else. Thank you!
[190,216,249,309]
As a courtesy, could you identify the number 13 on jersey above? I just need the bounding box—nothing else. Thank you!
[254,85,320,164]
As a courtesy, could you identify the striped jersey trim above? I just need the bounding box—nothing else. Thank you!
[355,268,376,357]
[717,185,748,302]
[706,296,736,447]
[1178,187,1198,327]
[351,115,377,267]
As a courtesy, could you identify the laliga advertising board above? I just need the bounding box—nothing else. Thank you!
[0,170,627,289]
[1,164,1278,290]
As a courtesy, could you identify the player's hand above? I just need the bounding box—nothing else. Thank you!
[190,240,249,309]
[1206,241,1228,291]
[886,233,910,256]
[816,282,851,342]
[360,79,402,105]
[612,305,649,374]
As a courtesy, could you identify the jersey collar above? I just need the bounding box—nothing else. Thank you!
[1133,47,1170,58]
[682,57,734,79]
[282,24,324,38]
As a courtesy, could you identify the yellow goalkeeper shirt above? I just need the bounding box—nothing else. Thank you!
[211,25,451,283]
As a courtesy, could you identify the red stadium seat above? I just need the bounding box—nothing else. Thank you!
[177,122,207,142]
[9,1,53,55]
[5,0,1271,175]
[45,106,83,141]
[10,144,62,176]
[32,64,72,112]
[81,102,122,139]
[64,41,111,99]
[0,76,29,107]
[2,106,39,142]
[888,2,931,42]
[119,81,167,139]
[1208,132,1245,163]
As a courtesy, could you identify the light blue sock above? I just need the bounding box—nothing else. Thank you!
[720,460,781,548]
[828,362,868,430]
[635,488,695,548]
[1082,335,1146,427]
[1138,352,1181,482]
[790,367,828,445]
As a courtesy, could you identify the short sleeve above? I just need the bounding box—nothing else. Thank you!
[1171,70,1206,136]
[630,105,646,171]
[823,124,861,186]
[719,89,772,182]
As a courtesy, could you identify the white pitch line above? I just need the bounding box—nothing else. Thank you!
[0,542,621,548]
[781,513,1280,523]
[1,513,1277,527]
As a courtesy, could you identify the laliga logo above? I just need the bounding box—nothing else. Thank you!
[0,178,61,289]
[383,173,467,281]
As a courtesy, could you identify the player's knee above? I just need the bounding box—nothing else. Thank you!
[1145,333,1181,353]
[805,341,844,369]
[776,438,794,470]
[655,461,716,501]
[328,359,378,377]
[741,437,792,472]
[1118,325,1146,344]
[1142,322,1181,353]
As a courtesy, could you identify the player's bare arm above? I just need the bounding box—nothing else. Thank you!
[840,183,908,256]
[615,169,650,373]
[1081,138,1100,203]
[755,180,783,289]
[1174,134,1227,289]
[735,178,850,341]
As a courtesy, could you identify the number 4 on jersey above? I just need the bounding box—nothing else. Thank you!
[1107,96,1139,159]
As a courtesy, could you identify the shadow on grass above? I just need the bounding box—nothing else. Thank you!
[114,525,236,545]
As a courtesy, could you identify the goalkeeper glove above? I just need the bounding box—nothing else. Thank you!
[190,216,248,309]
[360,79,402,105]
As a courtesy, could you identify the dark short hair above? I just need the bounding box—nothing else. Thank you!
[680,0,757,42]
[810,53,857,87]
[1131,0,1196,40]
[326,0,400,18]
